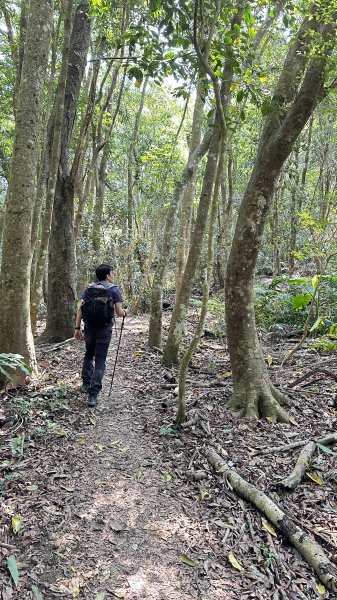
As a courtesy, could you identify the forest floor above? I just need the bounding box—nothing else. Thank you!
[0,312,337,600]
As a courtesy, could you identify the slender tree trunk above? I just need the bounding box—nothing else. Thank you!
[44,0,91,342]
[162,0,245,366]
[225,8,337,421]
[148,129,212,348]
[216,149,235,287]
[31,0,73,334]
[270,186,281,276]
[162,129,220,365]
[126,77,149,299]
[177,122,225,424]
[175,81,205,297]
[0,0,53,379]
[288,146,300,274]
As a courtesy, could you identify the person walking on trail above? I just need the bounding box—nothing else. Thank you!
[74,263,126,407]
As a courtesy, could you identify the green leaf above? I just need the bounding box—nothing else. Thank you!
[180,552,196,567]
[292,293,312,310]
[7,555,19,587]
[287,277,309,284]
[95,593,106,600]
[261,99,271,116]
[236,89,244,103]
[32,586,44,599]
[312,274,319,289]
[317,443,337,456]
[309,316,327,333]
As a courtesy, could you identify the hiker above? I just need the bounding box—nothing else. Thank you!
[74,263,127,407]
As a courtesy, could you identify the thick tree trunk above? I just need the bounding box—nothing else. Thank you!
[0,0,53,378]
[44,1,91,342]
[30,0,73,335]
[225,8,337,421]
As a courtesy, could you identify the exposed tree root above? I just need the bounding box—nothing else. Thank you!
[278,441,316,490]
[278,432,337,490]
[204,446,337,593]
[257,432,337,455]
[228,384,294,424]
[289,368,337,388]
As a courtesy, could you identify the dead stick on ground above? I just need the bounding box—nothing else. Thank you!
[289,368,337,388]
[204,446,337,592]
[257,432,337,455]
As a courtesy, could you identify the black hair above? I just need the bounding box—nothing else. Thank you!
[95,263,113,281]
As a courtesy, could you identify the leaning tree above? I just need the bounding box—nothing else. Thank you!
[225,1,337,422]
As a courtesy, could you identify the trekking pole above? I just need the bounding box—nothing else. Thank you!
[108,315,125,396]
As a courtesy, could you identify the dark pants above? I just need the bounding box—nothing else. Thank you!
[82,324,112,397]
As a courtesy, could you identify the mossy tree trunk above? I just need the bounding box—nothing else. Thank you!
[225,6,337,421]
[0,0,53,379]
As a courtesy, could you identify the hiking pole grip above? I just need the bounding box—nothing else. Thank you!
[109,315,125,396]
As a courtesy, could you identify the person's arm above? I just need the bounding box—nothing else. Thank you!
[115,302,127,318]
[74,306,82,340]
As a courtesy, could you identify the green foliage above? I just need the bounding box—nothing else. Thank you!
[0,353,31,382]
[255,275,337,336]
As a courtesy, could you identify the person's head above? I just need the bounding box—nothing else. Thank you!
[95,263,113,281]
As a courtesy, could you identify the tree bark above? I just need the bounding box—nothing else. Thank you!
[225,7,337,421]
[175,81,205,297]
[0,0,53,379]
[148,129,212,349]
[162,129,220,366]
[44,0,91,342]
[30,0,73,335]
[126,76,149,299]
[162,0,244,367]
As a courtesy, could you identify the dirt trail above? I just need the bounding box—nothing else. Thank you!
[1,318,215,599]
[1,315,337,600]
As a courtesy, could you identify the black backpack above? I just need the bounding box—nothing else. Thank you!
[81,284,115,327]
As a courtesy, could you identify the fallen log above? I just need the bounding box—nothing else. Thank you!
[204,446,337,593]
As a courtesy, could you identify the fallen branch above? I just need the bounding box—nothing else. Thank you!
[278,441,316,490]
[39,338,75,353]
[289,368,337,388]
[204,446,337,592]
[257,432,337,455]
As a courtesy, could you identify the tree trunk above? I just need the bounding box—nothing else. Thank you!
[225,8,337,421]
[162,129,220,365]
[177,121,225,424]
[288,146,299,274]
[126,77,149,299]
[0,0,53,379]
[44,0,91,342]
[148,129,212,348]
[30,0,73,335]
[175,81,205,297]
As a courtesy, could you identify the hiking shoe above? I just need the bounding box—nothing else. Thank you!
[80,384,89,393]
[87,395,98,407]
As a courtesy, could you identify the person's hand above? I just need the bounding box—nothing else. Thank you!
[74,329,82,340]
